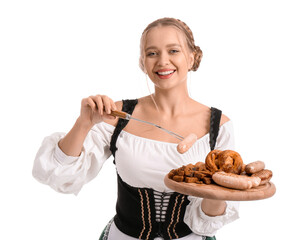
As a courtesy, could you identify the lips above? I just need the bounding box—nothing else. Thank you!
[155,69,176,79]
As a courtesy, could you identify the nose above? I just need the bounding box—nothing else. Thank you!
[157,51,170,66]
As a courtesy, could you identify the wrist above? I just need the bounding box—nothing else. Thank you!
[75,117,94,132]
[201,199,226,217]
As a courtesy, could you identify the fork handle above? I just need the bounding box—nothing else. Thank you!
[110,110,128,119]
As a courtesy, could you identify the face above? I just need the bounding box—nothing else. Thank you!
[143,26,194,90]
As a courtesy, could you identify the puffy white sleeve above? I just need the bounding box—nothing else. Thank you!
[32,122,114,195]
[184,121,240,237]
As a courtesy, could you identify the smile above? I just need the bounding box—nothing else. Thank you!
[156,70,176,79]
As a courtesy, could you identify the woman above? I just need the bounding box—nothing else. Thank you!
[33,17,239,240]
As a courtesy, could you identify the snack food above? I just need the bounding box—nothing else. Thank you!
[217,150,243,174]
[177,133,198,154]
[168,149,273,191]
[245,161,265,174]
[212,172,261,190]
[206,150,243,174]
[205,150,221,172]
[252,169,273,185]
[168,162,213,184]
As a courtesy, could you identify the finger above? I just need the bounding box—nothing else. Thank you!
[177,133,198,154]
[101,95,112,114]
[83,97,96,112]
[104,114,116,120]
[109,100,117,119]
[110,99,117,111]
[92,95,104,115]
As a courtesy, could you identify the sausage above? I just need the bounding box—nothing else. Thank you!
[241,163,246,174]
[245,161,265,174]
[212,172,261,190]
[177,133,198,154]
[252,169,273,185]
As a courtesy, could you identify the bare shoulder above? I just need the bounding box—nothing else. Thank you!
[220,113,230,126]
[189,100,230,127]
[102,100,123,127]
[114,100,123,110]
[190,100,211,114]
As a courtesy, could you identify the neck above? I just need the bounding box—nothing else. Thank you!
[152,82,191,117]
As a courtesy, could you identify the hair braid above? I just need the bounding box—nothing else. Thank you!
[175,19,203,71]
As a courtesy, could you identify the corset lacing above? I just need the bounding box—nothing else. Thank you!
[153,190,172,222]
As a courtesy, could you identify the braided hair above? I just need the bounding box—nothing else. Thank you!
[139,17,203,73]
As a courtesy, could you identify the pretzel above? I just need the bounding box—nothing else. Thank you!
[206,150,243,174]
[217,150,243,174]
[205,150,222,173]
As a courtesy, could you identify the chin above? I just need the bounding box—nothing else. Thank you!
[155,81,186,91]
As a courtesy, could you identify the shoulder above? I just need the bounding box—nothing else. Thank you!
[205,105,230,127]
[220,113,230,126]
[186,101,231,128]
[195,102,230,126]
[114,100,124,109]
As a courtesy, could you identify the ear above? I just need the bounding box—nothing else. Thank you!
[188,51,195,70]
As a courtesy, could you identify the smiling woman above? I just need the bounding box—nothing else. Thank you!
[32,17,237,240]
[139,18,203,74]
[142,26,193,91]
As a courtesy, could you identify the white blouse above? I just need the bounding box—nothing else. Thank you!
[32,120,239,238]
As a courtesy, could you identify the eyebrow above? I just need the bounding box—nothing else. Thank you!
[145,43,182,52]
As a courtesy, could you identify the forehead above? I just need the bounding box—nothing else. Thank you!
[144,26,187,49]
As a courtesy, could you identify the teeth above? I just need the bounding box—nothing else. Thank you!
[157,70,175,75]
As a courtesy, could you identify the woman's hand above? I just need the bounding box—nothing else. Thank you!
[79,95,117,128]
[201,199,226,217]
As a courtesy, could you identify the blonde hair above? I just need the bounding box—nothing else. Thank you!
[139,17,203,73]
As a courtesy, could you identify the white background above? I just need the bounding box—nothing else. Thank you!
[1,0,307,239]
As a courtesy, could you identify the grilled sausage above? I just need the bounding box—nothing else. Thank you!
[177,133,198,154]
[213,172,261,190]
[252,169,273,185]
[245,161,265,174]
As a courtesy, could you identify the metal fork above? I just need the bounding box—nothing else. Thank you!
[110,110,184,141]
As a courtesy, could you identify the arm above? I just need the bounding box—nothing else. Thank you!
[58,117,93,157]
[32,121,115,195]
[201,199,227,217]
[200,115,230,216]
[184,197,239,237]
[32,95,118,195]
[58,95,118,157]
[184,120,240,236]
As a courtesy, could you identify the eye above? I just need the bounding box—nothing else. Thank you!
[146,52,157,57]
[170,49,179,54]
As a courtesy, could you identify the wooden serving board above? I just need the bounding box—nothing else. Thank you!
[164,175,276,201]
